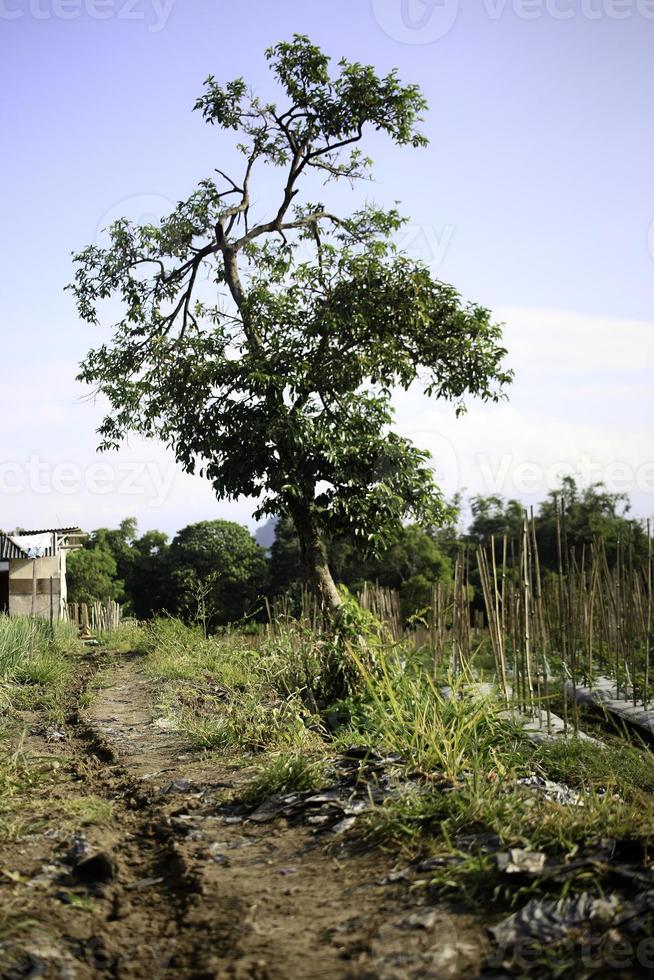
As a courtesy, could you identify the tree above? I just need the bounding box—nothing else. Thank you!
[129,529,171,619]
[168,520,268,627]
[68,36,511,621]
[66,546,122,605]
[269,516,304,597]
[367,524,452,590]
[82,518,138,605]
[344,523,452,622]
[467,495,525,546]
[269,517,451,620]
[535,477,648,571]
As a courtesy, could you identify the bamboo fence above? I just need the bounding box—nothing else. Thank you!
[66,599,122,632]
[356,510,653,735]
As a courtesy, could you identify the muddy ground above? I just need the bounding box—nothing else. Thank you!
[0,653,489,979]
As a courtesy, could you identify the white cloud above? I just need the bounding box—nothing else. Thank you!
[498,306,654,376]
[393,307,654,516]
[1,308,652,535]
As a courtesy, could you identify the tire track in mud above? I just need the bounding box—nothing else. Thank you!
[2,653,488,980]
[64,658,249,979]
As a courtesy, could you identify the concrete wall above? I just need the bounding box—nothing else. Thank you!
[8,554,64,619]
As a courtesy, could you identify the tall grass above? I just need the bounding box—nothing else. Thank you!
[0,615,82,718]
[350,645,523,781]
[142,617,323,752]
[139,610,654,895]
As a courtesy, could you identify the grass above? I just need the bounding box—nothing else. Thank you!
[3,600,654,979]
[142,618,260,688]
[95,618,145,653]
[180,689,320,752]
[339,637,654,912]
[351,649,526,780]
[240,751,329,806]
[528,736,654,795]
[143,617,325,753]
[0,615,84,720]
[0,615,113,845]
[134,613,654,923]
[0,729,113,842]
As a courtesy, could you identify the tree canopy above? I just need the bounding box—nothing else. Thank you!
[68,35,511,617]
[66,546,121,606]
[168,520,268,628]
[67,479,649,625]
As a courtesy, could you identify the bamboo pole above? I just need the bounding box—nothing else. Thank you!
[555,496,568,734]
[646,520,652,710]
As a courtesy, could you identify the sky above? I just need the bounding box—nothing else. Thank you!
[0,0,653,539]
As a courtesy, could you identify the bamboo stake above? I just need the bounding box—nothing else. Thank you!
[646,520,652,710]
[555,496,568,735]
[530,508,551,733]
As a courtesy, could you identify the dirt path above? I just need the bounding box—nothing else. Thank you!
[0,654,488,979]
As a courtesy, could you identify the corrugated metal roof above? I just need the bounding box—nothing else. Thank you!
[0,528,83,559]
[16,527,83,536]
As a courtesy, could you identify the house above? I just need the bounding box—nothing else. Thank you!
[0,527,84,620]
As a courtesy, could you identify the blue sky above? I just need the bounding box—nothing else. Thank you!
[1,0,653,536]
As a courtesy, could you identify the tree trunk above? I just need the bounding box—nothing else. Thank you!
[222,238,342,622]
[291,505,343,620]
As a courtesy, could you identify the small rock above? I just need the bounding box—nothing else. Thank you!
[343,800,371,815]
[45,729,68,742]
[65,833,89,864]
[207,843,230,865]
[28,864,63,888]
[153,716,175,729]
[330,816,357,836]
[248,799,285,823]
[404,908,439,930]
[417,856,456,872]
[210,853,229,866]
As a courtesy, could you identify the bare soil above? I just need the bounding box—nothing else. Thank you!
[0,653,489,979]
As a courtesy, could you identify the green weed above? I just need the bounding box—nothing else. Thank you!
[240,751,329,806]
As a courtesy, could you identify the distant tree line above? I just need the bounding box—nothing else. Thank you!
[66,478,650,630]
